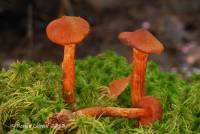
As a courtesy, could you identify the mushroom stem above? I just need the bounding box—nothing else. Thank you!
[46,96,163,128]
[63,44,76,103]
[46,107,150,127]
[132,48,148,106]
[74,107,149,119]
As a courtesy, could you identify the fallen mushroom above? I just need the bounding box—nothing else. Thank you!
[108,75,131,100]
[46,16,90,104]
[46,96,163,127]
[118,29,164,106]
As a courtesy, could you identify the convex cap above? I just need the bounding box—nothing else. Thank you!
[136,96,163,125]
[46,16,90,46]
[119,29,164,54]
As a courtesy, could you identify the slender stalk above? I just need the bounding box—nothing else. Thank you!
[73,107,149,119]
[132,48,148,106]
[63,44,75,103]
[45,107,150,126]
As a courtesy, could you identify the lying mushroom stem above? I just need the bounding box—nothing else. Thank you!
[46,107,150,127]
[72,107,149,118]
[132,48,148,105]
[46,96,163,128]
[63,44,76,103]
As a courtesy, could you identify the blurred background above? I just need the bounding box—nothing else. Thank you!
[0,0,200,75]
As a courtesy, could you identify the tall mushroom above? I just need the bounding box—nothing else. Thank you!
[46,96,163,127]
[118,29,164,106]
[46,16,90,104]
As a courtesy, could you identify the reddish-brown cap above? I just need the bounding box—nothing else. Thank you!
[46,16,90,46]
[118,29,164,54]
[136,96,163,125]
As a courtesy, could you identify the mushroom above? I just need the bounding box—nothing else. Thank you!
[118,29,164,106]
[46,96,163,127]
[108,75,131,100]
[46,16,90,104]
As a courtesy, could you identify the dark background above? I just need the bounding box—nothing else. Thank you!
[0,0,200,75]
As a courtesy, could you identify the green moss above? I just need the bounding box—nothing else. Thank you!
[0,51,199,134]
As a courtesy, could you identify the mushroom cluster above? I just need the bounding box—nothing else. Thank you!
[46,16,164,128]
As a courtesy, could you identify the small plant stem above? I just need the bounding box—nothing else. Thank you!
[132,48,148,106]
[63,44,75,103]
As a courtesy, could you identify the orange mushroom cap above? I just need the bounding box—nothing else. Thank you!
[118,29,164,54]
[136,96,163,125]
[46,16,90,46]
